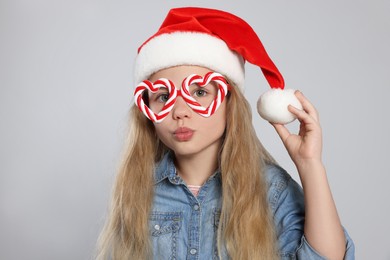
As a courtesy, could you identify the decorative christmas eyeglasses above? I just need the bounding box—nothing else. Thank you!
[134,72,230,123]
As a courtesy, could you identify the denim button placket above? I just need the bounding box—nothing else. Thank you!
[172,176,180,184]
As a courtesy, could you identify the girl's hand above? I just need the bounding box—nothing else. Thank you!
[273,91,347,259]
[271,91,323,168]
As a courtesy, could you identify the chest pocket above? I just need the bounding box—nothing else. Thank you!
[149,212,182,259]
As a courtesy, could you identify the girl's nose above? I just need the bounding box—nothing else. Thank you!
[172,96,192,120]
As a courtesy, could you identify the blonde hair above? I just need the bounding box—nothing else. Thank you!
[96,84,278,259]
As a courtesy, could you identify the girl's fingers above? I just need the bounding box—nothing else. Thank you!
[288,104,313,125]
[288,104,322,141]
[288,105,321,134]
[294,91,319,122]
[271,123,291,143]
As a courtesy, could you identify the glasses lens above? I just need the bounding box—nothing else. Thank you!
[188,81,219,108]
[147,87,171,114]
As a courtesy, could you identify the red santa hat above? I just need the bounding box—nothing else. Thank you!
[134,7,302,124]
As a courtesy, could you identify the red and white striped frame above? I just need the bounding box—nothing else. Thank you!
[133,72,230,123]
[134,78,177,123]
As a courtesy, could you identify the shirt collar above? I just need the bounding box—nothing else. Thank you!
[154,151,221,185]
[154,151,177,184]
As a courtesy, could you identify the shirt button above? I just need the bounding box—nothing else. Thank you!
[190,248,197,255]
[193,204,199,211]
[154,224,160,230]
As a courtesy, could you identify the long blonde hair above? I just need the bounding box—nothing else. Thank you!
[96,84,278,259]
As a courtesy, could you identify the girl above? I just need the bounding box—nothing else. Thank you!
[97,7,354,260]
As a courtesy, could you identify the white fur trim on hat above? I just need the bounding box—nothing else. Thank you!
[257,89,303,124]
[134,32,245,89]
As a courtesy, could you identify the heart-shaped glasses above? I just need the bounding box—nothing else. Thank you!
[134,72,230,123]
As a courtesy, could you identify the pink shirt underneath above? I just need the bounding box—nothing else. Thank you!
[187,185,201,196]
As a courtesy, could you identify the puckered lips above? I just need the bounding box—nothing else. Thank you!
[173,127,194,141]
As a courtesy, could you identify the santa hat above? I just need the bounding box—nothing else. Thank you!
[134,7,302,124]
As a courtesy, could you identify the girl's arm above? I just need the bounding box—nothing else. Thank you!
[272,91,346,260]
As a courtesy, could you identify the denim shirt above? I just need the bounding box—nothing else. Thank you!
[150,153,355,259]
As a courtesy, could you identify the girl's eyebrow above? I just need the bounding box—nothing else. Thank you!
[191,81,219,89]
[148,88,169,96]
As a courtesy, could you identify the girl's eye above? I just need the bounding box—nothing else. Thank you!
[157,93,169,103]
[193,89,207,98]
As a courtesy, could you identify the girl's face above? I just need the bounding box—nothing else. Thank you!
[148,65,227,158]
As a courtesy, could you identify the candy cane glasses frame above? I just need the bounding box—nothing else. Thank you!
[133,72,231,123]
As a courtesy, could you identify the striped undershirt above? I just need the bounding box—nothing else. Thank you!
[187,185,202,196]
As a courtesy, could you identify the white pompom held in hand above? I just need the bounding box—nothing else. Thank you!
[257,88,303,124]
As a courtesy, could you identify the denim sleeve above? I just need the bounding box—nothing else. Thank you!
[266,164,355,259]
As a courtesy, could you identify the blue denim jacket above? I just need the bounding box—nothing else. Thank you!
[150,153,355,259]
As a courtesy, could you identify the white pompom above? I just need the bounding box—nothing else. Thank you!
[257,88,302,124]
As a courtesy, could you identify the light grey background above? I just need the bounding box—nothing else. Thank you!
[1,0,389,259]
